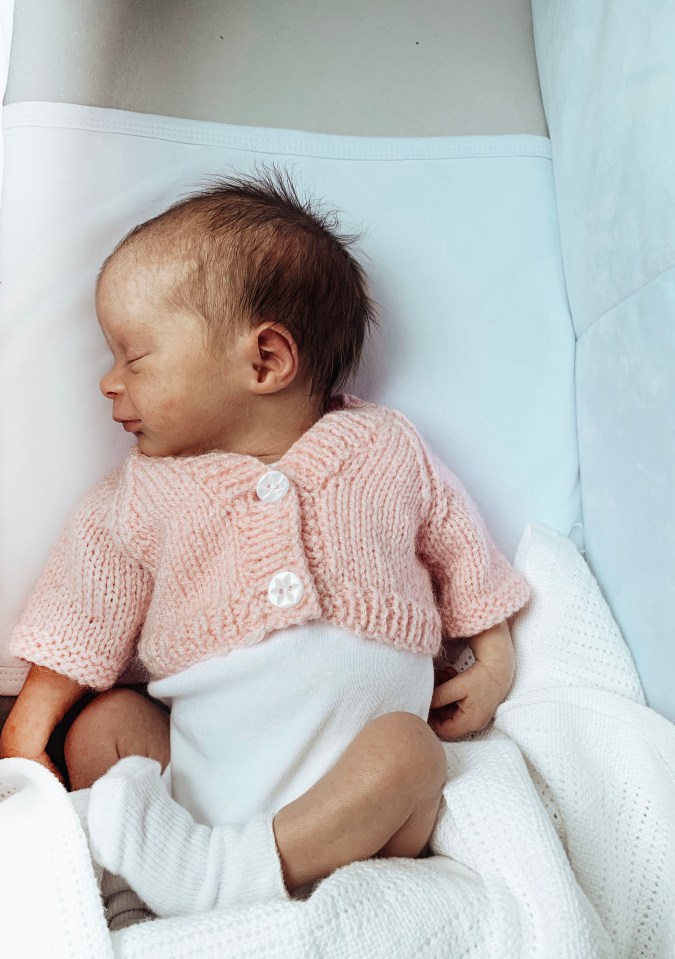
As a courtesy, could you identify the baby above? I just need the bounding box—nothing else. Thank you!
[0,166,530,927]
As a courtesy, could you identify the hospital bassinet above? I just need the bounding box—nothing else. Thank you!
[0,1,673,956]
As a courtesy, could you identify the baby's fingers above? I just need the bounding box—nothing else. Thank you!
[428,670,495,739]
[428,697,493,740]
[429,671,470,711]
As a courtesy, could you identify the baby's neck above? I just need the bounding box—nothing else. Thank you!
[228,393,323,464]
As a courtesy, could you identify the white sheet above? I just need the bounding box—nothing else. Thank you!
[0,101,577,696]
[1,521,672,958]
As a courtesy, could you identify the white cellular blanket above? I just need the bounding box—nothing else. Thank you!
[1,521,674,958]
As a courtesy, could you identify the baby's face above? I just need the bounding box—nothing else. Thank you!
[97,257,250,458]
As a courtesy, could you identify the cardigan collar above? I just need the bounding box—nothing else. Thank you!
[126,393,385,492]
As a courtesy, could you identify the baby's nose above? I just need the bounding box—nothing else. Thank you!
[100,368,121,398]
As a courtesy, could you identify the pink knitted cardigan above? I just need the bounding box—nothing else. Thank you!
[9,394,531,691]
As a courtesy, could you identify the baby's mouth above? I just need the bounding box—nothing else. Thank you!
[122,420,142,433]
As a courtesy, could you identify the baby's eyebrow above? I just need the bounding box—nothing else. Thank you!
[99,326,123,353]
[97,322,115,350]
[98,318,155,350]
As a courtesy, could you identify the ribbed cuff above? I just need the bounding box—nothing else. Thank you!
[212,811,292,908]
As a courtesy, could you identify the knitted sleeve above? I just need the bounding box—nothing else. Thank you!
[8,467,153,692]
[416,447,531,639]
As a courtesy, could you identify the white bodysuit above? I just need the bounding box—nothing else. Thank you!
[146,455,436,832]
[148,620,434,827]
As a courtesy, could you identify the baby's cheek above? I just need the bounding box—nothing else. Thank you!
[151,396,177,426]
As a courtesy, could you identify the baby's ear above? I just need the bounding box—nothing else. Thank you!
[249,323,299,391]
[257,322,297,356]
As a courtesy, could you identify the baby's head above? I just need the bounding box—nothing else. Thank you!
[96,165,378,460]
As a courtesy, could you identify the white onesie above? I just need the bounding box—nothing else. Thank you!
[148,620,434,828]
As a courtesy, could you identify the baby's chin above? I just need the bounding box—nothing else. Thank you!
[133,432,168,458]
[134,432,217,459]
[133,433,151,455]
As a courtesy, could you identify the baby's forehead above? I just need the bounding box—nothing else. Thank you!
[98,246,178,303]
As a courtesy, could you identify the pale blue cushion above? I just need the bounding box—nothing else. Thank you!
[532,0,675,722]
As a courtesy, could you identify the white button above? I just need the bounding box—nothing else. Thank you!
[256,470,290,504]
[267,571,304,609]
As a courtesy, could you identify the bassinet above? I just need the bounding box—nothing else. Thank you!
[0,1,673,956]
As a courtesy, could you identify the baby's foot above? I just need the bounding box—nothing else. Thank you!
[88,755,165,875]
[87,754,290,916]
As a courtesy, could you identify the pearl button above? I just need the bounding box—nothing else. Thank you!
[256,470,290,504]
[267,571,304,609]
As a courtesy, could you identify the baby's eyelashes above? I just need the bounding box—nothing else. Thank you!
[127,354,150,368]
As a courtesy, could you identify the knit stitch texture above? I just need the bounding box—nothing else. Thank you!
[9,394,530,690]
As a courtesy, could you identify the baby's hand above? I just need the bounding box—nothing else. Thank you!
[428,623,515,739]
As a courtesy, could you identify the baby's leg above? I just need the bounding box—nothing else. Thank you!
[82,708,447,917]
[273,710,448,892]
[64,688,171,931]
[64,688,170,791]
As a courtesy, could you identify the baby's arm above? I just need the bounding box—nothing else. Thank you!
[5,464,152,781]
[428,619,515,739]
[0,663,90,785]
[413,438,530,739]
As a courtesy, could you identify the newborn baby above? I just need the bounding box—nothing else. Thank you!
[2,166,530,928]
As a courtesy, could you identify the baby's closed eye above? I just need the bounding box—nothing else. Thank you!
[127,354,150,370]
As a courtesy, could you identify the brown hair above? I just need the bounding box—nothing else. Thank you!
[97,164,379,414]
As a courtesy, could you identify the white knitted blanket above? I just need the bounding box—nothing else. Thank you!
[1,521,674,958]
